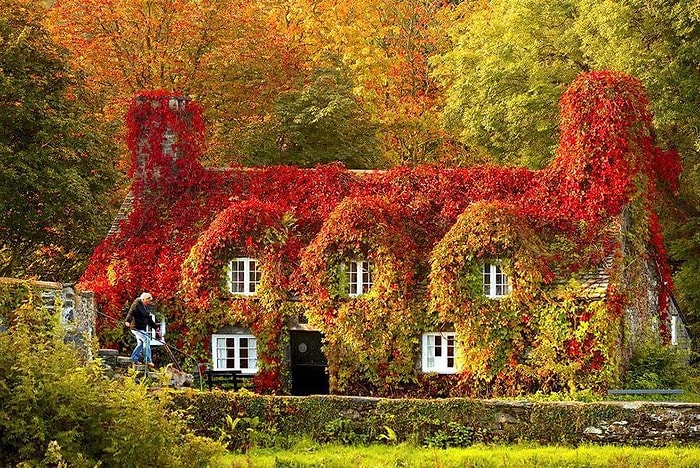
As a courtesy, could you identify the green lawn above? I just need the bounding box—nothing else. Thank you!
[213,441,700,467]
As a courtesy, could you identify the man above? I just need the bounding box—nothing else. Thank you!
[125,292,159,367]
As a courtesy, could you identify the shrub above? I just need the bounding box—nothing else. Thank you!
[625,339,693,390]
[423,422,477,448]
[0,293,224,467]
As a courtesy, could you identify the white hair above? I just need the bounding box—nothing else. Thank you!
[140,292,153,301]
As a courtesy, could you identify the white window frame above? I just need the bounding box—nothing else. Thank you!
[211,334,258,373]
[482,261,511,298]
[421,332,457,374]
[346,260,373,297]
[229,257,260,296]
[671,315,678,346]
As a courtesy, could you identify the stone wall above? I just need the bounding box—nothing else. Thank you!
[0,277,96,357]
[171,393,700,447]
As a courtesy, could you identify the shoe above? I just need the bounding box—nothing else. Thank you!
[147,362,155,368]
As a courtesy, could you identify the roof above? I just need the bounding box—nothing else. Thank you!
[79,71,678,321]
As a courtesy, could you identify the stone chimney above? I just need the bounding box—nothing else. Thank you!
[126,92,204,194]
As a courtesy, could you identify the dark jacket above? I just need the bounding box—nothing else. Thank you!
[125,299,158,331]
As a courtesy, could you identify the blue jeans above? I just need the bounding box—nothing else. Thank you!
[130,329,152,364]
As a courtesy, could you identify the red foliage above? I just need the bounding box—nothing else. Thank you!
[79,71,680,393]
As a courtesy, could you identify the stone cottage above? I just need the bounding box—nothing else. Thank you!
[79,70,688,397]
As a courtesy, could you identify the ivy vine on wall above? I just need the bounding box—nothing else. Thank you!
[79,71,681,397]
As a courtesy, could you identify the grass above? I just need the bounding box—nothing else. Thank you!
[212,440,700,467]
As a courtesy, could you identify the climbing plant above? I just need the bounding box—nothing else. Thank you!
[79,71,681,397]
[299,196,425,395]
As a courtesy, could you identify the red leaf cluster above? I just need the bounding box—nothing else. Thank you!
[79,71,680,391]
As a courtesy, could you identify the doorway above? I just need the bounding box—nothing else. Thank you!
[290,330,329,395]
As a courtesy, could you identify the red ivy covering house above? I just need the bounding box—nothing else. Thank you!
[80,71,686,397]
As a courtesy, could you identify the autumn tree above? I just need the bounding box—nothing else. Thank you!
[245,62,381,168]
[46,0,330,168]
[434,0,700,339]
[267,0,464,165]
[47,0,236,99]
[48,0,468,168]
[0,0,118,280]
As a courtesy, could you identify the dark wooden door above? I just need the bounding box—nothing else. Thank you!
[290,330,329,395]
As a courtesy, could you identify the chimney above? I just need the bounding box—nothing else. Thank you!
[126,91,204,195]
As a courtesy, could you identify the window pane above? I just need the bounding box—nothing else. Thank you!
[494,264,510,296]
[503,271,510,294]
[249,338,257,368]
[483,263,491,295]
[447,335,455,368]
[362,261,372,293]
[423,333,457,373]
[231,260,245,293]
[249,260,260,293]
[348,262,358,296]
[214,335,258,371]
[425,335,435,369]
[240,340,249,359]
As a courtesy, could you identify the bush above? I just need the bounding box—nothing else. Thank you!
[0,294,224,467]
[423,422,478,448]
[625,339,694,390]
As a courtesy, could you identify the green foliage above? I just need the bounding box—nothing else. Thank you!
[0,280,47,327]
[434,0,581,168]
[669,216,700,345]
[320,419,368,445]
[216,414,278,452]
[0,293,224,467]
[246,63,381,169]
[376,426,398,445]
[0,0,118,280]
[625,339,694,391]
[423,422,477,449]
[170,392,700,452]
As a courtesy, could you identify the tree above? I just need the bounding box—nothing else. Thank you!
[46,0,236,98]
[433,0,700,339]
[265,0,464,165]
[246,63,381,168]
[0,0,118,280]
[433,0,584,168]
[46,0,307,167]
[48,0,465,167]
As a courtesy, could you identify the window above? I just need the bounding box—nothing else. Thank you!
[422,332,456,374]
[229,258,260,295]
[211,334,258,373]
[346,260,373,297]
[671,315,679,346]
[482,262,511,298]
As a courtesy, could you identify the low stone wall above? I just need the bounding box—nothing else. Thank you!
[169,392,700,447]
[0,277,96,357]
